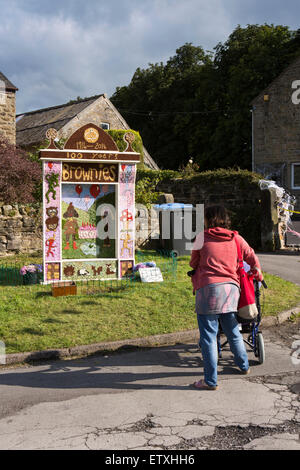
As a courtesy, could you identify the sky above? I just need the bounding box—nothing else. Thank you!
[1,0,300,114]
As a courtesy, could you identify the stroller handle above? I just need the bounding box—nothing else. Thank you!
[254,279,268,290]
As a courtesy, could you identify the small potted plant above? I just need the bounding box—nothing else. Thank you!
[20,264,43,285]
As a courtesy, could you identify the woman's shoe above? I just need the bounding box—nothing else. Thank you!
[192,379,218,390]
[240,368,250,375]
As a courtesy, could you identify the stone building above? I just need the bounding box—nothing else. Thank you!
[0,71,18,145]
[251,56,300,212]
[16,94,159,169]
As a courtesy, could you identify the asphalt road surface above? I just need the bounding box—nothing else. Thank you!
[0,319,299,450]
[286,220,300,246]
[0,251,298,451]
[258,253,300,285]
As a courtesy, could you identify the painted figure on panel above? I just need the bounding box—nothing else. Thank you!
[45,172,59,204]
[46,235,57,257]
[120,232,133,257]
[63,202,79,250]
[120,209,133,232]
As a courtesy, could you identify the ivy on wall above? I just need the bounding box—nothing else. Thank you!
[135,169,179,207]
[106,129,145,169]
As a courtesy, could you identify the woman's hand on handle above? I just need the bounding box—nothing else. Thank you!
[251,267,263,282]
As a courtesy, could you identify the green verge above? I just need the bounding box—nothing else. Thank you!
[0,254,299,354]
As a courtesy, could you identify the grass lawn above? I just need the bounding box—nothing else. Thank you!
[0,252,299,354]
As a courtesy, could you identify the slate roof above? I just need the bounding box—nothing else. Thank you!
[0,71,18,91]
[16,94,159,169]
[16,95,103,147]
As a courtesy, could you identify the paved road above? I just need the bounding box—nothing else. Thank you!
[0,320,299,450]
[286,221,300,246]
[258,253,300,286]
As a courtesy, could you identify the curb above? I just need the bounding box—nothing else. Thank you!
[3,306,300,366]
[260,305,300,327]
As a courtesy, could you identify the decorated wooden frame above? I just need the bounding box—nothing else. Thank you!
[40,124,140,284]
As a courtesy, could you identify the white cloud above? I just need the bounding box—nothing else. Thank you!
[0,0,299,113]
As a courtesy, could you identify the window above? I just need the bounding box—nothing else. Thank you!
[100,122,110,130]
[291,163,300,189]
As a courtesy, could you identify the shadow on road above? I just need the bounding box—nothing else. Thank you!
[0,342,259,392]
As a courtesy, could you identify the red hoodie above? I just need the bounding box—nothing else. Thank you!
[189,228,261,291]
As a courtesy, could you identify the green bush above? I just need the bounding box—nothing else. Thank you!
[184,167,262,184]
[136,168,180,207]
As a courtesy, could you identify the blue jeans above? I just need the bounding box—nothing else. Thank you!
[197,313,249,387]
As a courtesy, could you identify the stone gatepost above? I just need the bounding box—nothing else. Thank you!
[260,187,281,251]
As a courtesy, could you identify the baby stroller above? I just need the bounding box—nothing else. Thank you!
[217,279,267,364]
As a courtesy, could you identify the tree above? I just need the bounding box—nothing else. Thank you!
[0,137,41,203]
[111,26,300,170]
[205,24,297,169]
[111,43,213,169]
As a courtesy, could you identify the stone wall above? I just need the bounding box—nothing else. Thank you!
[0,91,16,145]
[0,201,155,257]
[0,203,42,256]
[252,56,300,211]
[135,205,160,249]
[0,177,283,256]
[156,177,280,251]
[58,95,128,140]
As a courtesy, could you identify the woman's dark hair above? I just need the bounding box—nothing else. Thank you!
[204,205,231,229]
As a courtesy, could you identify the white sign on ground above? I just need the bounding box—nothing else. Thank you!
[139,267,163,283]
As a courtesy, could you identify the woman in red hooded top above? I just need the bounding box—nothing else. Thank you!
[190,205,263,390]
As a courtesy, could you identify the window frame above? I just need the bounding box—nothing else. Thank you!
[100,122,110,130]
[291,163,300,189]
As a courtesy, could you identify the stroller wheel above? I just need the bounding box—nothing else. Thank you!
[256,332,265,364]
